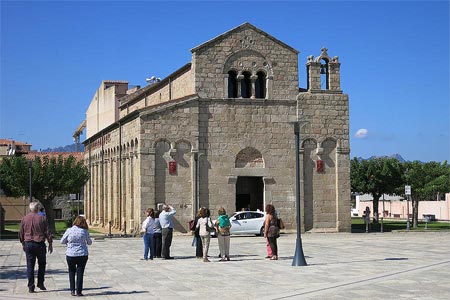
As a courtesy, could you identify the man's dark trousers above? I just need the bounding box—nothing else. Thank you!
[25,241,46,288]
[161,228,173,258]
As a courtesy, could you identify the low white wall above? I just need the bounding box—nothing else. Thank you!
[355,194,450,221]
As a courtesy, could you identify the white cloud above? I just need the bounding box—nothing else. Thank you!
[355,128,368,139]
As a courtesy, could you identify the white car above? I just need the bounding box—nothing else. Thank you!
[229,211,266,236]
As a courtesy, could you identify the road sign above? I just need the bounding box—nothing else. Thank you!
[405,185,411,195]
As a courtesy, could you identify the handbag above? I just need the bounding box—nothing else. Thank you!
[206,218,216,233]
[188,219,195,231]
[277,218,285,230]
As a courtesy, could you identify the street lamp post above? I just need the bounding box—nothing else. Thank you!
[28,160,33,203]
[292,122,308,266]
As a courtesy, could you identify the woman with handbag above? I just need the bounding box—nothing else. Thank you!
[193,209,204,259]
[196,207,214,262]
[215,207,231,261]
[264,204,279,260]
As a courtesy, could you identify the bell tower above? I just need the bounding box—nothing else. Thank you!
[306,48,341,92]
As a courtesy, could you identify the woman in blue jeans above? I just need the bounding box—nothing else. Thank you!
[61,216,92,296]
[141,208,155,260]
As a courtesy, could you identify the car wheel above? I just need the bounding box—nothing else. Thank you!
[259,227,264,237]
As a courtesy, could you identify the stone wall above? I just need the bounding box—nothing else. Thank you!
[192,25,299,100]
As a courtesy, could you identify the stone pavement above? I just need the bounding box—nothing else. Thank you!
[1,232,449,300]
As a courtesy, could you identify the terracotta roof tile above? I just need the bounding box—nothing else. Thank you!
[24,152,84,162]
[0,139,31,146]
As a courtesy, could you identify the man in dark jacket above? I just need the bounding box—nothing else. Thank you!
[19,202,53,293]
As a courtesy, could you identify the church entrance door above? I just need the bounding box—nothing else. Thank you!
[235,176,264,212]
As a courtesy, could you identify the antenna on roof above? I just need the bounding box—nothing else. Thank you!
[145,76,161,84]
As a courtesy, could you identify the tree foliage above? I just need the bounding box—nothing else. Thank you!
[351,157,450,226]
[0,155,89,233]
[351,157,404,222]
[403,160,450,227]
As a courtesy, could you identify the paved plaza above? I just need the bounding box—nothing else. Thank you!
[1,231,449,300]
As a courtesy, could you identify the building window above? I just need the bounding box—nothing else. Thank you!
[228,70,238,98]
[241,71,251,98]
[255,71,266,98]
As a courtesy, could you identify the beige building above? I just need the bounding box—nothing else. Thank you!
[0,139,31,156]
[83,23,351,234]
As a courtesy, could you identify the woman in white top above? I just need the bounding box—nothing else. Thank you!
[141,208,155,260]
[196,207,214,262]
[61,215,92,296]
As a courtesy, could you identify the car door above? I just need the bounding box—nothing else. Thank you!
[230,212,249,234]
[246,212,265,234]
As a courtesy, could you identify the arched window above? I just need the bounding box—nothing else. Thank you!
[320,58,329,90]
[228,70,238,98]
[241,71,251,98]
[255,71,266,98]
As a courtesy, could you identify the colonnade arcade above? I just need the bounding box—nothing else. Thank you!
[84,138,139,232]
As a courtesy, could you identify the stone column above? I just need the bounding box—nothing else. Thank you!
[86,163,92,225]
[115,156,121,228]
[223,74,229,98]
[250,74,258,99]
[94,162,99,225]
[102,158,109,227]
[121,155,128,232]
[129,153,135,231]
[266,75,273,99]
[237,73,244,98]
[99,159,104,227]
[108,158,114,226]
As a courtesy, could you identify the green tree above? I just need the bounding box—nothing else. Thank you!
[403,160,450,228]
[351,157,404,222]
[0,155,89,233]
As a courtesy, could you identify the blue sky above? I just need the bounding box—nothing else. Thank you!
[1,0,449,162]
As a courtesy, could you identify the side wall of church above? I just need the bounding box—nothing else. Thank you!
[140,101,200,233]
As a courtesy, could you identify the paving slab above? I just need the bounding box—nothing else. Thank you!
[1,232,449,300]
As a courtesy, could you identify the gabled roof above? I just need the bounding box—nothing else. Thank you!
[190,22,299,54]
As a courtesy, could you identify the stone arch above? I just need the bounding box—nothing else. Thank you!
[235,147,264,168]
[223,49,273,76]
[153,138,171,149]
[301,138,317,149]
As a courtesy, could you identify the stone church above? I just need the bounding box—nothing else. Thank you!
[83,23,351,234]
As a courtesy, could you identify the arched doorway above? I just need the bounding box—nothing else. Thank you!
[235,176,264,212]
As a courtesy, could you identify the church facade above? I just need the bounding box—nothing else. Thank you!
[83,23,351,234]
